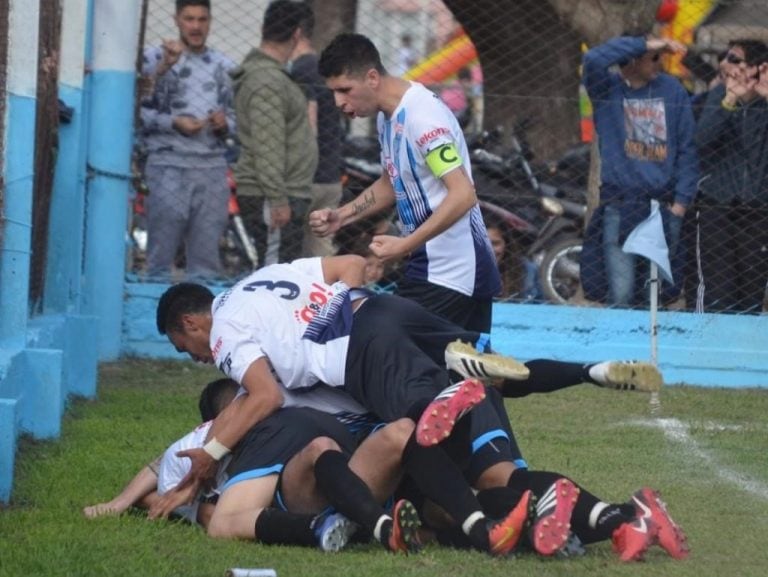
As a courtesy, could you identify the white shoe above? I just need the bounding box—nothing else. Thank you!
[314,512,358,552]
[594,361,663,393]
[445,340,530,381]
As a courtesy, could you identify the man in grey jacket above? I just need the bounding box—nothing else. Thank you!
[231,0,318,266]
[140,0,236,280]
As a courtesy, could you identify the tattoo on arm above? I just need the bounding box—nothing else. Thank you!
[352,187,376,216]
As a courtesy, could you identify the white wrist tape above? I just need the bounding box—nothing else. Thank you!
[202,437,231,461]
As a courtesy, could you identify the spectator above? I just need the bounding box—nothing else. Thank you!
[289,5,344,258]
[581,34,699,307]
[231,0,318,266]
[692,39,768,312]
[439,67,474,130]
[394,33,417,77]
[483,214,523,300]
[139,0,236,280]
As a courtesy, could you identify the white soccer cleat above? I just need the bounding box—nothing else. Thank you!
[445,340,530,381]
[314,512,358,552]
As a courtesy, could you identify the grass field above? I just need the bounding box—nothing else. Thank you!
[1,359,767,577]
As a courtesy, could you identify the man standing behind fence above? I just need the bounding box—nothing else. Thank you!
[580,33,698,307]
[289,4,344,258]
[231,0,318,266]
[140,0,236,281]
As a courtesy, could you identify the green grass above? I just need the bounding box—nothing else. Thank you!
[1,359,767,577]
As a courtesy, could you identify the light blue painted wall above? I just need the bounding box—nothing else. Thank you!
[121,282,768,388]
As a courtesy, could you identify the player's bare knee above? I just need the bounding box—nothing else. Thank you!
[305,436,342,461]
[381,418,415,449]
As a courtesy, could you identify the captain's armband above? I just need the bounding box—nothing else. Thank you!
[425,143,463,178]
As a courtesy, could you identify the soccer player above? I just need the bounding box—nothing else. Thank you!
[309,33,500,334]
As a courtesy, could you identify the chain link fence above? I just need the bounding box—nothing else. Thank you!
[132,0,768,314]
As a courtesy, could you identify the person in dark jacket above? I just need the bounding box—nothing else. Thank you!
[581,34,699,306]
[692,39,768,313]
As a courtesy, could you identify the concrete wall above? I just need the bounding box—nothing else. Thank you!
[123,281,768,388]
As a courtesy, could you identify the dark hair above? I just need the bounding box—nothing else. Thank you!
[262,0,308,43]
[156,282,214,335]
[296,1,314,39]
[198,378,239,422]
[728,39,768,65]
[319,33,386,78]
[176,0,210,13]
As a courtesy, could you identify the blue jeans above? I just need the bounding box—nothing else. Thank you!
[602,204,682,306]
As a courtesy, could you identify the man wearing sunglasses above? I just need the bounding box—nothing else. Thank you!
[580,33,698,308]
[693,39,768,313]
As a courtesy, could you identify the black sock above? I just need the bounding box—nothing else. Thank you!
[575,503,636,544]
[434,525,473,549]
[501,360,587,398]
[314,449,385,534]
[254,507,317,546]
[476,486,527,519]
[400,431,489,551]
[509,469,633,546]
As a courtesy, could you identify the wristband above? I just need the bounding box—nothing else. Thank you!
[721,98,738,112]
[202,437,231,461]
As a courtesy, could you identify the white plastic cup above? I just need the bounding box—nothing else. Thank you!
[225,569,277,577]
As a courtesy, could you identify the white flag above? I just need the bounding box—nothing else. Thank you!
[622,199,673,284]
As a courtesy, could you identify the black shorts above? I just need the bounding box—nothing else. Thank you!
[465,386,527,484]
[222,407,357,491]
[345,294,481,421]
[397,277,493,333]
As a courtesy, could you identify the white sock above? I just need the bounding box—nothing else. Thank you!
[588,361,611,385]
[588,502,610,529]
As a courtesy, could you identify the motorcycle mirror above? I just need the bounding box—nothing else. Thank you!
[541,196,564,216]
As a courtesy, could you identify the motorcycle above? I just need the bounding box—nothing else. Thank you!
[469,124,587,303]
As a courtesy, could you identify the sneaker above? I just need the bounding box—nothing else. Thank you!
[313,512,358,552]
[416,378,486,446]
[612,516,659,562]
[488,489,534,556]
[531,478,580,556]
[388,499,422,554]
[596,361,663,392]
[631,487,689,559]
[445,340,530,381]
[556,533,586,558]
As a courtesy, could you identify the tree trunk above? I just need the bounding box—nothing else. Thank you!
[310,0,359,51]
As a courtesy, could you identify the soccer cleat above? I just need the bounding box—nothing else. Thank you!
[597,361,663,392]
[612,515,659,562]
[416,378,486,446]
[488,489,534,556]
[531,478,580,556]
[388,499,422,554]
[313,512,358,552]
[445,340,530,381]
[631,487,690,560]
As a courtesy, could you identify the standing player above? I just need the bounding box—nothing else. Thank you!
[310,33,499,333]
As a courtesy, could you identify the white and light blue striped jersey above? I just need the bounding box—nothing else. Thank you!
[377,82,501,299]
[209,258,366,415]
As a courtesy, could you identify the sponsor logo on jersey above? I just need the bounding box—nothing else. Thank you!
[417,126,450,147]
[218,352,233,375]
[386,158,399,179]
[212,336,223,360]
[294,283,334,324]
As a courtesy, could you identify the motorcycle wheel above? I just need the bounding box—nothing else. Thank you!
[539,236,582,304]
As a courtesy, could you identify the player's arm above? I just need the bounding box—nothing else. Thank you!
[83,455,162,518]
[320,254,367,287]
[395,159,477,254]
[172,359,283,496]
[309,173,395,237]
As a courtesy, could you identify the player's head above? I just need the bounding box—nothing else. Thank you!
[174,0,211,51]
[199,378,239,422]
[156,283,216,364]
[262,0,307,44]
[319,33,386,119]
